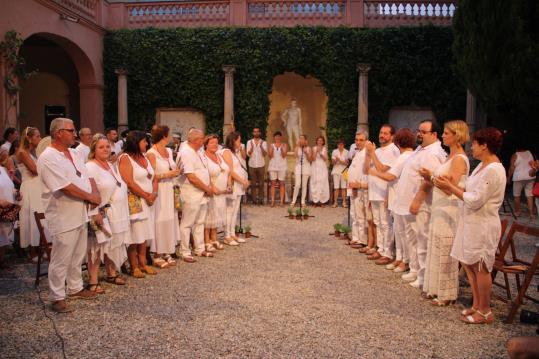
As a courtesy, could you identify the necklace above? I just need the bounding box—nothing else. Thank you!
[131,154,152,180]
[95,159,122,187]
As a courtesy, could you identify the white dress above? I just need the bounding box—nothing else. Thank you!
[86,161,129,271]
[147,147,179,254]
[120,154,155,245]
[0,166,15,247]
[205,152,229,228]
[267,144,287,173]
[451,162,507,272]
[310,146,330,203]
[424,154,469,300]
[18,153,48,248]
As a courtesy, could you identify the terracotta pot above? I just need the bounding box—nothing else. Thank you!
[288,214,294,219]
[296,215,302,220]
[335,231,341,238]
[235,232,240,237]
[343,233,350,240]
[303,215,309,220]
[245,232,251,238]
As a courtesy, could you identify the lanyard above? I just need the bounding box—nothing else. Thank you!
[64,151,81,177]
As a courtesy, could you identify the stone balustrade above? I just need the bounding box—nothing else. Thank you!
[53,0,98,21]
[364,1,455,27]
[246,1,346,27]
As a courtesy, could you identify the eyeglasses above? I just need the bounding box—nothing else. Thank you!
[416,129,433,135]
[59,128,76,133]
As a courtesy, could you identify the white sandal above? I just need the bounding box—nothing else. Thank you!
[461,310,493,324]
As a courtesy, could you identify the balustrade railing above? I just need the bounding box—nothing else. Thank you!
[53,0,98,21]
[364,1,455,27]
[247,1,346,27]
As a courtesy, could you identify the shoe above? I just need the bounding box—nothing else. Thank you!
[224,238,239,246]
[182,256,197,263]
[409,279,422,289]
[164,255,177,266]
[401,271,417,282]
[152,257,169,269]
[51,300,73,313]
[366,247,377,255]
[358,246,371,254]
[343,202,348,208]
[68,288,97,300]
[142,265,157,275]
[385,263,396,270]
[461,310,494,325]
[205,244,216,252]
[131,267,145,278]
[367,252,381,260]
[394,265,409,273]
[236,237,246,243]
[375,257,392,265]
[332,203,337,208]
[212,241,224,250]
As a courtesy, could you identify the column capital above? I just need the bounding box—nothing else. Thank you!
[356,63,371,74]
[115,68,128,76]
[222,65,236,74]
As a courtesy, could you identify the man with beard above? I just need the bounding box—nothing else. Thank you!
[392,119,446,289]
[364,124,400,265]
[246,127,267,205]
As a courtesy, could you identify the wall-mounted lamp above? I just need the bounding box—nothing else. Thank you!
[60,13,79,23]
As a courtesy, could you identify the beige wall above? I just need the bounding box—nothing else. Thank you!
[156,108,206,142]
[267,72,328,147]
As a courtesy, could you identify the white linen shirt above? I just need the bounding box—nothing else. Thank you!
[37,147,92,236]
[387,150,414,211]
[246,139,268,168]
[392,141,447,216]
[331,148,349,175]
[368,143,400,201]
[346,148,367,196]
[75,142,90,163]
[178,144,210,204]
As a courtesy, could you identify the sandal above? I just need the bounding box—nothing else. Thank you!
[461,307,477,316]
[182,256,197,263]
[131,267,145,278]
[421,292,435,300]
[164,255,177,266]
[332,203,337,208]
[105,275,126,285]
[153,257,169,269]
[212,241,224,250]
[430,298,455,307]
[205,244,216,252]
[461,310,494,324]
[224,238,239,246]
[142,265,157,275]
[87,283,105,294]
[195,251,214,258]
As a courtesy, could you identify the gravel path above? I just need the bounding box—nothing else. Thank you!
[0,205,537,358]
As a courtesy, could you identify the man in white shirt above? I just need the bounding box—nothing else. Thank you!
[105,127,123,160]
[365,124,400,265]
[75,127,92,163]
[246,127,268,205]
[37,118,101,313]
[1,127,18,153]
[392,120,447,289]
[178,129,214,262]
[347,130,369,248]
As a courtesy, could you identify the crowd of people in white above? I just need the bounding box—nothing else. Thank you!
[0,117,536,323]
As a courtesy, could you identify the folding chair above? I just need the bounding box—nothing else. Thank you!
[34,212,51,287]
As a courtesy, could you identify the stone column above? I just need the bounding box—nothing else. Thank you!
[222,65,236,138]
[357,63,371,134]
[115,69,128,132]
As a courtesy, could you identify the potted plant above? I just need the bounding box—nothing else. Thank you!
[244,225,252,238]
[287,207,294,219]
[333,223,342,238]
[235,225,243,238]
[302,207,310,220]
[295,208,302,220]
[341,225,351,240]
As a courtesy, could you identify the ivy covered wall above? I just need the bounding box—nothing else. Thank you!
[103,26,465,146]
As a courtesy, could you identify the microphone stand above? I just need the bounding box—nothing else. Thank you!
[299,145,304,222]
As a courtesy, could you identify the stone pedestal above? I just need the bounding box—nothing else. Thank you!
[357,63,371,135]
[222,65,236,138]
[115,69,128,132]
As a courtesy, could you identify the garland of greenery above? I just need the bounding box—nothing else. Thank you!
[104,26,465,147]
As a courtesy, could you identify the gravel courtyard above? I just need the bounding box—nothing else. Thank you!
[0,205,537,358]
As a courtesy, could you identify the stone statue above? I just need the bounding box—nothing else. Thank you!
[281,99,302,150]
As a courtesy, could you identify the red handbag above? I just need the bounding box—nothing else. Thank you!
[533,182,539,197]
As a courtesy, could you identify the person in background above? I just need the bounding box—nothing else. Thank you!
[0,148,17,269]
[331,139,349,208]
[105,127,122,162]
[290,135,313,207]
[75,128,92,163]
[7,139,21,188]
[436,127,506,324]
[348,130,369,250]
[267,131,288,207]
[1,127,18,153]
[310,135,330,206]
[508,146,535,219]
[171,133,181,161]
[246,127,267,205]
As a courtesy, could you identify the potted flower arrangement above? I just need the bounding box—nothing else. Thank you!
[243,225,252,238]
[302,207,310,220]
[295,208,302,220]
[287,207,294,219]
[235,225,243,238]
[341,225,352,240]
[333,223,342,238]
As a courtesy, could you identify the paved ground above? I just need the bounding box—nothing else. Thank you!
[0,205,537,358]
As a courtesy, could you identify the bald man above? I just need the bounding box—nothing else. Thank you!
[75,127,92,163]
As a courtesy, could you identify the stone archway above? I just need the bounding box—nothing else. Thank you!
[267,72,328,148]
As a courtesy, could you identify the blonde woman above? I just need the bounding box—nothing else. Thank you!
[86,135,130,292]
[16,127,46,262]
[419,120,470,306]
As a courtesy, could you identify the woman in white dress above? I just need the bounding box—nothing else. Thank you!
[331,139,349,208]
[222,131,249,246]
[15,127,46,262]
[147,125,180,268]
[435,127,506,324]
[118,131,158,278]
[419,120,470,306]
[508,147,535,219]
[310,136,330,206]
[204,134,230,251]
[0,148,16,269]
[85,135,129,292]
[291,135,313,207]
[267,131,288,207]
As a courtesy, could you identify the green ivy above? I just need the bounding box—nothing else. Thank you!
[103,26,465,147]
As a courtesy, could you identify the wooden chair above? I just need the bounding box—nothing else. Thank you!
[491,221,539,323]
[34,212,51,287]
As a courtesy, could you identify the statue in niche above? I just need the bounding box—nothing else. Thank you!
[280,98,302,150]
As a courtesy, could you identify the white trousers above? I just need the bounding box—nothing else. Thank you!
[392,213,409,263]
[48,225,88,301]
[292,174,310,205]
[351,190,368,245]
[225,195,242,238]
[405,206,431,284]
[371,201,393,258]
[179,200,207,256]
